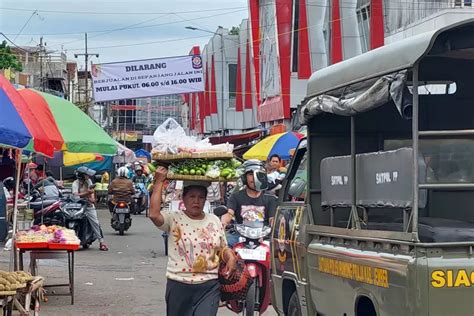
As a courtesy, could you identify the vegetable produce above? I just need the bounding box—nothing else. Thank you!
[16,225,80,245]
[166,158,242,180]
[0,270,33,292]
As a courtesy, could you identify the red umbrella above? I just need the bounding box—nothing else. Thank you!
[18,89,64,151]
[0,75,54,157]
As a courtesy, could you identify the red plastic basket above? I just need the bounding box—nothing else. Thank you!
[48,243,80,251]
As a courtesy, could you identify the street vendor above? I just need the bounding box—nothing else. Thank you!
[149,167,237,316]
[24,162,39,186]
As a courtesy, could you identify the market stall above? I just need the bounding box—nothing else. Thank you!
[15,225,80,305]
[0,74,55,314]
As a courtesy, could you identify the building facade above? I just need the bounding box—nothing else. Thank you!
[185,22,260,135]
[186,0,474,135]
[250,0,474,128]
[11,46,68,97]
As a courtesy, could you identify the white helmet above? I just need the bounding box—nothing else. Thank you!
[117,166,129,178]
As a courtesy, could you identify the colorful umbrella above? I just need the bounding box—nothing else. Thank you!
[243,132,304,161]
[35,151,105,167]
[0,75,54,157]
[18,89,117,155]
[19,89,64,151]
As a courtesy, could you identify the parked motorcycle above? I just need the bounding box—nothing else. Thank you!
[29,191,98,249]
[111,201,132,235]
[27,190,62,226]
[30,199,62,226]
[61,196,97,249]
[213,206,272,316]
[132,183,149,216]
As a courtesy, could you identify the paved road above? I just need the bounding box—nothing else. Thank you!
[1,208,278,315]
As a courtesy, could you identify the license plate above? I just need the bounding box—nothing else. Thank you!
[67,203,82,208]
[115,208,129,214]
[236,247,266,261]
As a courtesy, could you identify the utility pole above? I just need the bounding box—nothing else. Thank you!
[74,33,99,110]
[39,37,44,91]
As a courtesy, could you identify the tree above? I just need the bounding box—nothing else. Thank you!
[0,41,23,72]
[229,26,240,36]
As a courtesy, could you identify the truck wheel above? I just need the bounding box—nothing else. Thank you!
[243,278,256,316]
[288,292,302,316]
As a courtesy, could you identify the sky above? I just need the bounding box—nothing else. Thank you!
[0,0,248,69]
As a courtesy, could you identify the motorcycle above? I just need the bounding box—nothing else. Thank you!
[30,198,63,226]
[61,196,97,249]
[26,190,62,226]
[132,183,149,216]
[214,207,272,316]
[111,201,132,235]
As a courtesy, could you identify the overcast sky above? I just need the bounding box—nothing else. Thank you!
[0,0,248,68]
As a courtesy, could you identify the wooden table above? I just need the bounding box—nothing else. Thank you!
[18,249,75,305]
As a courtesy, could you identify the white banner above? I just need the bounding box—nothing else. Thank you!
[91,55,204,102]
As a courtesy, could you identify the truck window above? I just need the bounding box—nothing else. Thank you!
[385,138,474,184]
[285,151,307,202]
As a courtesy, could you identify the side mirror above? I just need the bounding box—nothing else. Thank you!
[288,177,307,198]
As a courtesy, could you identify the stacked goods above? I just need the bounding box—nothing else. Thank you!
[151,118,234,161]
[0,271,33,294]
[15,227,51,247]
[15,225,80,249]
[48,227,80,245]
[149,119,240,181]
[94,183,109,191]
[167,159,242,181]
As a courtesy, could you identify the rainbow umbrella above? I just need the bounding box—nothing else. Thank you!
[0,75,54,157]
[35,151,105,167]
[18,89,117,155]
[243,132,304,161]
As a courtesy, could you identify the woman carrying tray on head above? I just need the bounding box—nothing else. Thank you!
[149,167,237,316]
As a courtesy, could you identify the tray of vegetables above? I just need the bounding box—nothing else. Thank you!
[166,158,242,181]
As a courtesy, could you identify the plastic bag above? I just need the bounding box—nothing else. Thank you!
[153,118,194,154]
[152,118,234,154]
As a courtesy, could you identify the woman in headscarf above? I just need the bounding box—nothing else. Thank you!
[149,167,236,316]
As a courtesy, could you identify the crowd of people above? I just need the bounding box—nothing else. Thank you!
[0,153,291,315]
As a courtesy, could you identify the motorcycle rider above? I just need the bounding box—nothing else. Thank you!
[132,165,148,211]
[221,160,277,246]
[72,167,109,251]
[108,166,135,213]
[132,165,148,185]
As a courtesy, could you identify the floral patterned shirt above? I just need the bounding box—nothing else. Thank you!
[158,211,227,284]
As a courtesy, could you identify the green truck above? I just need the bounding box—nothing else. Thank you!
[271,20,474,316]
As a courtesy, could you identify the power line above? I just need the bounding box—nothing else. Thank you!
[0,6,248,16]
[0,32,30,52]
[1,0,463,16]
[12,10,39,41]
[66,34,211,51]
[52,15,166,48]
[3,8,247,37]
